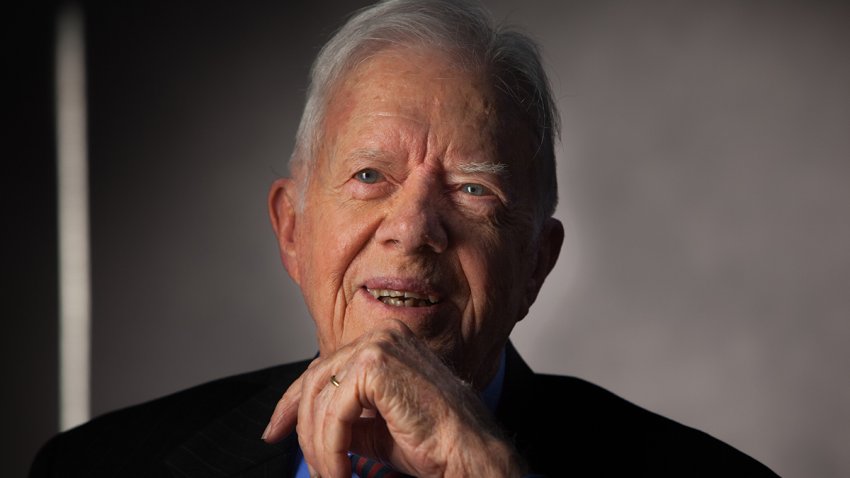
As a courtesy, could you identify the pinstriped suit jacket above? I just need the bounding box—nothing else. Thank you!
[29,342,778,477]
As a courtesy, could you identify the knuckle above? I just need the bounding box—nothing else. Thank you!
[357,341,390,369]
[302,366,327,393]
[295,421,308,440]
[383,318,413,336]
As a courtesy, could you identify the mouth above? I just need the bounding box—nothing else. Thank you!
[366,287,440,308]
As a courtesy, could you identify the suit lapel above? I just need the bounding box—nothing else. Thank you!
[494,342,541,459]
[164,362,309,477]
[496,341,537,422]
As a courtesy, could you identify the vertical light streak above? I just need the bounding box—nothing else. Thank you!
[55,2,90,431]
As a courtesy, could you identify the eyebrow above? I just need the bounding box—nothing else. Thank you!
[341,148,399,168]
[346,148,387,161]
[457,161,509,175]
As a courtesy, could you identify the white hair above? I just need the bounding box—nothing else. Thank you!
[290,0,560,221]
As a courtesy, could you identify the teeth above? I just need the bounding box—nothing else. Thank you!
[366,288,439,306]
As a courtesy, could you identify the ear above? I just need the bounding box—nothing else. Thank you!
[268,178,301,285]
[521,217,564,317]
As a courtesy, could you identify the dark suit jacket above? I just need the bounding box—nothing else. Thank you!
[30,343,779,477]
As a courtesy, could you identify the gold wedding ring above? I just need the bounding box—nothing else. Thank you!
[330,374,341,388]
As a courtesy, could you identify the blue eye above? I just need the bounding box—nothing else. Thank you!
[354,169,382,184]
[461,183,488,196]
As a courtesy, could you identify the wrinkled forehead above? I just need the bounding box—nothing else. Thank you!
[321,46,535,169]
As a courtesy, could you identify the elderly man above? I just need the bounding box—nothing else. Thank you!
[31,0,778,477]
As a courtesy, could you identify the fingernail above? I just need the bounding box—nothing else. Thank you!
[261,422,272,441]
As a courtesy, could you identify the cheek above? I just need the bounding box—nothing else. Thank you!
[454,247,523,358]
[303,198,369,259]
[455,228,515,306]
[297,200,382,302]
[455,218,533,318]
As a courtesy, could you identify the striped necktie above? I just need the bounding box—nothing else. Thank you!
[350,453,409,478]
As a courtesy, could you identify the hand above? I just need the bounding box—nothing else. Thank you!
[261,319,526,477]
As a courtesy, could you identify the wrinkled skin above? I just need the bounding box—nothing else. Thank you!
[264,47,563,477]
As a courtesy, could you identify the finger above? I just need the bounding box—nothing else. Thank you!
[300,359,350,475]
[346,400,419,475]
[306,355,325,370]
[311,363,365,478]
[306,377,332,477]
[320,374,361,478]
[264,356,325,443]
[347,416,393,462]
[263,374,304,443]
[297,366,323,470]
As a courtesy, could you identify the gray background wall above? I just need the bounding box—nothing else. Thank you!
[8,1,849,477]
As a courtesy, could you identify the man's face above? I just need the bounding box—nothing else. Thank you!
[271,47,560,386]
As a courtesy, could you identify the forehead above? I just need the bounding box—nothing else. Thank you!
[342,47,491,113]
[322,47,500,160]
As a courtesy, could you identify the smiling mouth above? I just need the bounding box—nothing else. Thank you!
[366,288,440,307]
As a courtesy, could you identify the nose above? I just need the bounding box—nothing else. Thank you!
[375,172,448,254]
